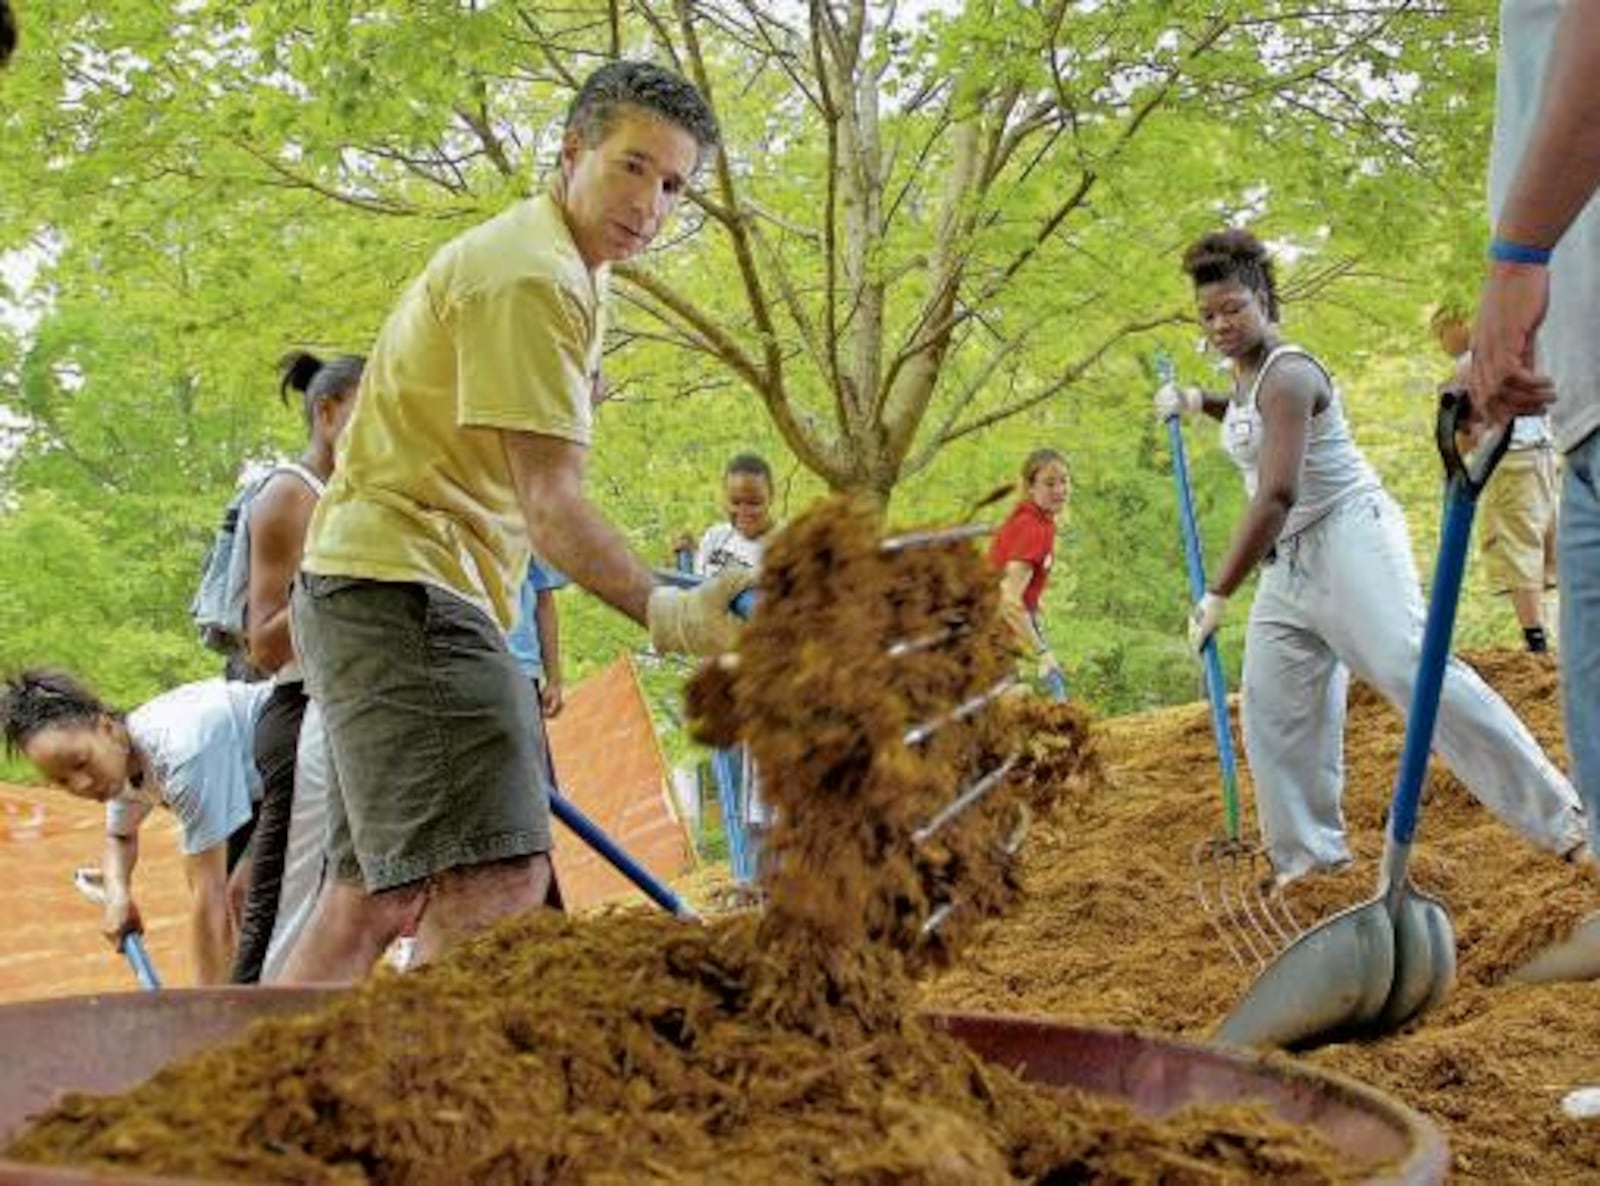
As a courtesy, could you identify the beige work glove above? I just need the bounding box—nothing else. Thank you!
[1154,382,1203,423]
[647,567,758,657]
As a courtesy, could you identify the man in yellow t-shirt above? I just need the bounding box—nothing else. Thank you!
[283,62,753,983]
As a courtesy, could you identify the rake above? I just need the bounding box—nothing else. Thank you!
[1158,353,1301,966]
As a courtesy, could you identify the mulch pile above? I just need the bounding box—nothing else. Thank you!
[6,498,1359,1184]
[926,649,1600,1182]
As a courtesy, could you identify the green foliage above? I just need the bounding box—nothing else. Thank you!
[0,0,1525,768]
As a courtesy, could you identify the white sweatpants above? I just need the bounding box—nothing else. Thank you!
[1242,489,1586,882]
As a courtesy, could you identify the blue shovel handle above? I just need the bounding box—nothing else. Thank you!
[120,932,161,991]
[1159,353,1243,839]
[547,789,699,920]
[1044,669,1068,703]
[1387,391,1513,846]
[539,719,698,920]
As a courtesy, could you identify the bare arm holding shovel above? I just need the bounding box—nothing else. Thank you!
[100,831,143,949]
[1471,0,1600,427]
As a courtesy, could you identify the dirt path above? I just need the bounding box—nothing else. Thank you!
[0,783,189,1000]
[925,650,1600,1182]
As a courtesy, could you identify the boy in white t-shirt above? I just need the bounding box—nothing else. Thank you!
[687,454,775,891]
[1,669,270,984]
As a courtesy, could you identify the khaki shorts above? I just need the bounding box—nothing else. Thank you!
[1480,447,1557,594]
[291,574,552,893]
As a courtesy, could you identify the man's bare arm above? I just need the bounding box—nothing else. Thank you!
[1496,0,1600,250]
[501,431,655,625]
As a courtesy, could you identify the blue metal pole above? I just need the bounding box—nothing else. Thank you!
[1388,482,1475,846]
[121,933,161,991]
[547,789,699,920]
[1160,355,1244,839]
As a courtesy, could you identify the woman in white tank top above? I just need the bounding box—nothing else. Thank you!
[1156,228,1586,887]
[231,351,362,982]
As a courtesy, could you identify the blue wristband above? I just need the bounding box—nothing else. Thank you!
[1489,238,1553,266]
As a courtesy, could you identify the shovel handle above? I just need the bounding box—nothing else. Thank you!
[120,933,161,991]
[1387,393,1512,846]
[1045,669,1068,703]
[1159,353,1242,840]
[1436,389,1513,496]
[547,789,699,920]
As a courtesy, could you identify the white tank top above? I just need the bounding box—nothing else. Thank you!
[1220,345,1381,542]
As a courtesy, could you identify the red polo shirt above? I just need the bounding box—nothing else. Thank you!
[989,499,1056,612]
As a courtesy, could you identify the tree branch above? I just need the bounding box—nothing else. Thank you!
[231,139,428,218]
[917,312,1187,461]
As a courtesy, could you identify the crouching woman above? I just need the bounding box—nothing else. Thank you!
[1,670,270,984]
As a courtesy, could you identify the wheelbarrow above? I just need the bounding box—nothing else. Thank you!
[0,988,1447,1183]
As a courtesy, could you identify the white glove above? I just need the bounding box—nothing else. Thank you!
[1154,382,1203,423]
[647,567,757,657]
[1188,592,1227,655]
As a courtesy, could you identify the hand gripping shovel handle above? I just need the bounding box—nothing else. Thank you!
[1386,391,1512,850]
[120,933,161,991]
[650,567,758,620]
[1159,354,1242,839]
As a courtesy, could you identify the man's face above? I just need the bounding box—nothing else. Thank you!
[560,108,700,267]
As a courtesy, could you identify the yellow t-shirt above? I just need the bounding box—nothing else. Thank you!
[304,194,607,627]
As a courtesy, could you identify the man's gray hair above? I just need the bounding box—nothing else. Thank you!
[566,61,720,154]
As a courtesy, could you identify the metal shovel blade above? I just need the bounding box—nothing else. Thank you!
[1367,883,1455,1033]
[1214,896,1395,1050]
[1511,912,1600,984]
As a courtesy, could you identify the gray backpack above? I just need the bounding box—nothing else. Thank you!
[190,463,325,659]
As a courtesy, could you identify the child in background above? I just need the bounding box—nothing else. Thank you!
[989,449,1071,699]
[693,453,775,894]
[694,453,775,576]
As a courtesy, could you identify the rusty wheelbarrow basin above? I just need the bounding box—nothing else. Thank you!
[0,990,1446,1184]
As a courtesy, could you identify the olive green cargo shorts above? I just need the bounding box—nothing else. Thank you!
[292,574,552,892]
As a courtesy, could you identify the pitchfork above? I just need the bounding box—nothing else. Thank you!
[1158,353,1301,966]
[876,522,1032,937]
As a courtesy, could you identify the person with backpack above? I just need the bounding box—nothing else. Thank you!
[224,351,362,983]
[0,669,271,984]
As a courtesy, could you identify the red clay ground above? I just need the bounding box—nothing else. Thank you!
[0,784,189,999]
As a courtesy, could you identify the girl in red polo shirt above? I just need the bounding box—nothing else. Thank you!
[989,449,1071,695]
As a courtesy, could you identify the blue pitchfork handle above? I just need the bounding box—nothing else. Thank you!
[1158,353,1244,840]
